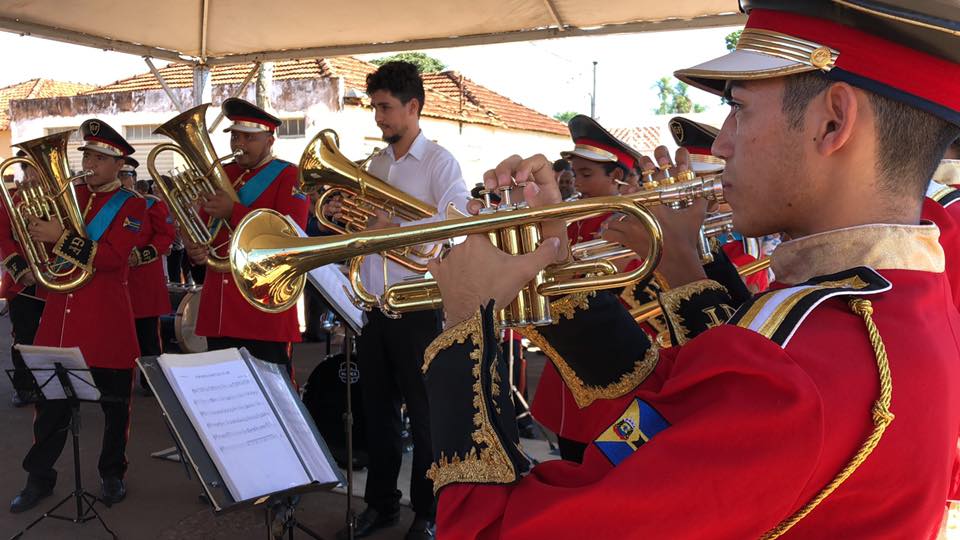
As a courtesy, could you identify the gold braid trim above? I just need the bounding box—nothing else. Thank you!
[762,299,894,539]
[426,320,517,493]
[522,327,659,409]
[550,291,593,321]
[422,310,493,374]
[659,279,726,346]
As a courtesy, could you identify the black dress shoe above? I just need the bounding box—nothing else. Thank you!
[10,484,53,514]
[336,507,400,539]
[100,477,126,505]
[405,517,436,540]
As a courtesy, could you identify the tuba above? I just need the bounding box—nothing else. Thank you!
[0,131,93,292]
[300,129,440,272]
[229,171,724,327]
[147,104,242,272]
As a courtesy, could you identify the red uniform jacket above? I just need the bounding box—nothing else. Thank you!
[195,159,308,342]
[0,203,47,301]
[923,196,960,310]
[128,195,174,318]
[436,224,960,539]
[34,184,145,369]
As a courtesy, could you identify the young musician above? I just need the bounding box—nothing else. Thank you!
[185,98,308,371]
[11,120,145,512]
[421,1,960,537]
[120,156,175,391]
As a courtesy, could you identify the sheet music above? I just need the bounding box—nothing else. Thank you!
[243,351,339,485]
[17,345,100,401]
[158,349,310,501]
[290,222,364,334]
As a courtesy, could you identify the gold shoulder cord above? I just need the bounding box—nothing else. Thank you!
[762,299,894,539]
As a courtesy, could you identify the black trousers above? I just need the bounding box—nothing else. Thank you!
[207,337,291,375]
[135,317,162,389]
[166,248,184,283]
[357,309,442,519]
[23,368,133,488]
[9,288,45,395]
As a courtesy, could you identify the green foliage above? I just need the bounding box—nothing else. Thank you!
[725,30,743,52]
[370,52,447,73]
[653,78,705,115]
[553,111,580,123]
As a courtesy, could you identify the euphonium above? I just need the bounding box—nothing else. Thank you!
[0,131,93,292]
[299,129,440,271]
[147,103,243,272]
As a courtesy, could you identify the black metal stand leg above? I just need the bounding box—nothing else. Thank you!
[11,403,117,540]
[265,496,325,540]
[343,329,356,540]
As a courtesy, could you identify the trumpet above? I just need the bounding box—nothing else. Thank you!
[231,172,724,327]
[300,129,440,272]
[147,104,243,272]
[571,211,735,264]
[0,131,93,292]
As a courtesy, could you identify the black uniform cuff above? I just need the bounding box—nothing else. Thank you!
[703,246,752,308]
[132,245,159,266]
[529,291,658,409]
[52,231,96,273]
[3,254,30,283]
[423,302,529,494]
[658,279,735,346]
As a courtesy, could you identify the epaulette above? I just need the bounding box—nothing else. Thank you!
[929,184,960,208]
[727,267,890,348]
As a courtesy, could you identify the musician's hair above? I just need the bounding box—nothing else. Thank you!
[366,61,425,115]
[601,161,628,179]
[553,159,572,173]
[781,71,959,195]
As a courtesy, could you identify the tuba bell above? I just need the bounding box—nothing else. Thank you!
[147,103,243,272]
[299,129,440,272]
[0,130,93,292]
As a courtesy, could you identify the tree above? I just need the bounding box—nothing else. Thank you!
[653,77,706,115]
[725,29,743,52]
[553,111,580,123]
[370,52,446,73]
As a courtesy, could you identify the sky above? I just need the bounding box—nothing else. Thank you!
[0,25,739,128]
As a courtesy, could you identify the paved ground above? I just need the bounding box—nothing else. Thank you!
[0,313,555,540]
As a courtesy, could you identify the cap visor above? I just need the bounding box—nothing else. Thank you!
[77,144,123,157]
[560,149,618,163]
[675,50,812,96]
[223,124,270,134]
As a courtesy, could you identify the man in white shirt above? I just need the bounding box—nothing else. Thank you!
[337,61,469,540]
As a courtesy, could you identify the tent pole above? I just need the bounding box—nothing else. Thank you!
[144,57,186,113]
[193,65,212,107]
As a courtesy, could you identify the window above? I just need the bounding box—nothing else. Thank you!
[124,124,164,141]
[44,127,82,141]
[276,118,305,139]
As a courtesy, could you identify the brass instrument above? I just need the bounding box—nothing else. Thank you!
[230,173,724,326]
[300,129,440,272]
[0,131,93,292]
[147,103,243,272]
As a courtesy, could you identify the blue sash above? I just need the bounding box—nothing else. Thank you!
[87,189,134,241]
[146,198,156,209]
[208,159,289,236]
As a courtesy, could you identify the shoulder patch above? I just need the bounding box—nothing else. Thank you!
[727,267,890,348]
[593,398,669,466]
[122,216,142,233]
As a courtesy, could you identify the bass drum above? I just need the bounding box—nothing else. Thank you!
[174,290,208,353]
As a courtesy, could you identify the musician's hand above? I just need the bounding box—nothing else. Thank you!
[321,196,343,221]
[202,190,235,220]
[26,216,64,244]
[184,240,208,266]
[366,208,399,230]
[480,154,568,258]
[18,271,36,287]
[604,146,707,287]
[428,235,563,327]
[129,250,139,266]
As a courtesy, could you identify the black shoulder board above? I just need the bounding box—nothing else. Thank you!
[727,267,890,347]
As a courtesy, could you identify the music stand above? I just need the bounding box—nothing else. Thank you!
[6,345,117,540]
[303,262,363,540]
[139,348,343,540]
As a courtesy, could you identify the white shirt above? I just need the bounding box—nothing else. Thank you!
[360,131,470,297]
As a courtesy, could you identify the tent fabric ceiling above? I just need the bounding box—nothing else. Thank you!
[0,0,743,64]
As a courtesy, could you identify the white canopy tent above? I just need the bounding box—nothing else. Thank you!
[0,0,744,64]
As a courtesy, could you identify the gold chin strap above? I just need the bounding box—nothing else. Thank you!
[762,298,894,539]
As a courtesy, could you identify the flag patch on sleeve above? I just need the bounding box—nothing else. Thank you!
[593,398,670,466]
[122,216,142,233]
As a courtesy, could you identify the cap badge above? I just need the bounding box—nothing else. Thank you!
[670,121,685,144]
[88,121,100,136]
[810,47,833,70]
